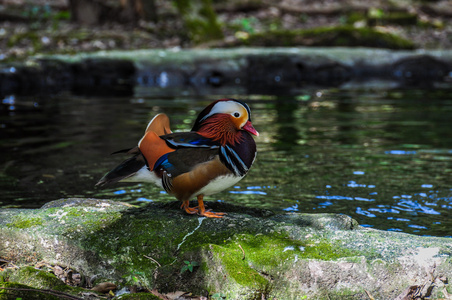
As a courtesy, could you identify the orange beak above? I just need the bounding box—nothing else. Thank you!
[243,121,259,136]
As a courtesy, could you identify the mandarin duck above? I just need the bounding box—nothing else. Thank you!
[96,99,259,218]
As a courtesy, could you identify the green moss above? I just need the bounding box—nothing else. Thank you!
[7,31,41,49]
[6,216,43,229]
[8,266,70,291]
[0,267,92,299]
[41,207,123,237]
[205,232,359,294]
[227,233,357,263]
[324,288,364,299]
[73,211,361,293]
[78,211,122,230]
[79,213,191,287]
[242,26,414,49]
[301,241,359,260]
[211,243,268,288]
[0,282,60,300]
[117,292,162,299]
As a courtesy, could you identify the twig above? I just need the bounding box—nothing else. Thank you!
[365,290,375,300]
[238,244,245,260]
[0,287,83,300]
[151,289,171,300]
[8,262,19,269]
[143,255,162,267]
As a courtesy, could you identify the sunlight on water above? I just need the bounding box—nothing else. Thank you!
[229,186,271,195]
[385,150,417,155]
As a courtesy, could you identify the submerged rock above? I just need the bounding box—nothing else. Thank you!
[0,198,451,299]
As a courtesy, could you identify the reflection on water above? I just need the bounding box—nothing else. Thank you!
[1,89,452,237]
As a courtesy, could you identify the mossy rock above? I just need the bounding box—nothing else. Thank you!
[1,198,452,299]
[0,282,60,300]
[0,266,96,299]
[237,26,415,49]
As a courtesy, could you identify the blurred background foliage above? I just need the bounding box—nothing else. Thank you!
[0,0,451,60]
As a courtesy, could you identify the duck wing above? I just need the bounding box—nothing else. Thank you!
[96,113,173,186]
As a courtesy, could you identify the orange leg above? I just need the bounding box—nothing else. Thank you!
[196,195,226,218]
[180,200,198,214]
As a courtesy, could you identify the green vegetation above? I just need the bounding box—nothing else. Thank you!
[173,0,224,43]
[180,260,200,273]
[0,267,92,300]
[0,282,59,300]
[6,216,43,229]
[211,292,226,299]
[238,26,414,49]
[204,232,359,292]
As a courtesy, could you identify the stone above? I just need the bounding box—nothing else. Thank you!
[1,198,451,299]
[1,48,452,98]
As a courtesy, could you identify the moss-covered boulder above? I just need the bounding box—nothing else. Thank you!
[0,265,101,299]
[1,198,451,299]
[233,26,415,49]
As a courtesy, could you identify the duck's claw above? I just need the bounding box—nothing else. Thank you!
[199,211,227,218]
[181,200,198,215]
[196,195,226,218]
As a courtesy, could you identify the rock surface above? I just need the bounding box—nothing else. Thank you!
[1,198,452,299]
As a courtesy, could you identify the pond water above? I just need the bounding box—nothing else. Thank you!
[1,89,452,237]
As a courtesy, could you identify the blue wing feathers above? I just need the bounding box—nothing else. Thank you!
[163,134,220,149]
[153,153,174,171]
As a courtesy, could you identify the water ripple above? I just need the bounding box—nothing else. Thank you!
[385,150,417,155]
[356,207,376,217]
[393,199,441,215]
[316,195,354,201]
[229,190,267,195]
[283,204,298,212]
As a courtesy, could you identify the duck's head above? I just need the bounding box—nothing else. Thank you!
[192,99,259,143]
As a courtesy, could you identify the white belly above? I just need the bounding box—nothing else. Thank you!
[195,174,244,197]
[121,166,163,188]
[121,166,243,199]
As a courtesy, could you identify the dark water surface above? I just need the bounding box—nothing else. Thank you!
[1,89,452,237]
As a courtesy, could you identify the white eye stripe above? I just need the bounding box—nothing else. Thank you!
[201,101,247,122]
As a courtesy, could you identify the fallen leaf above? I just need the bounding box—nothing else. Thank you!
[92,282,117,293]
[151,289,170,299]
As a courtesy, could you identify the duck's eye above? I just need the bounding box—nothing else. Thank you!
[233,112,240,118]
